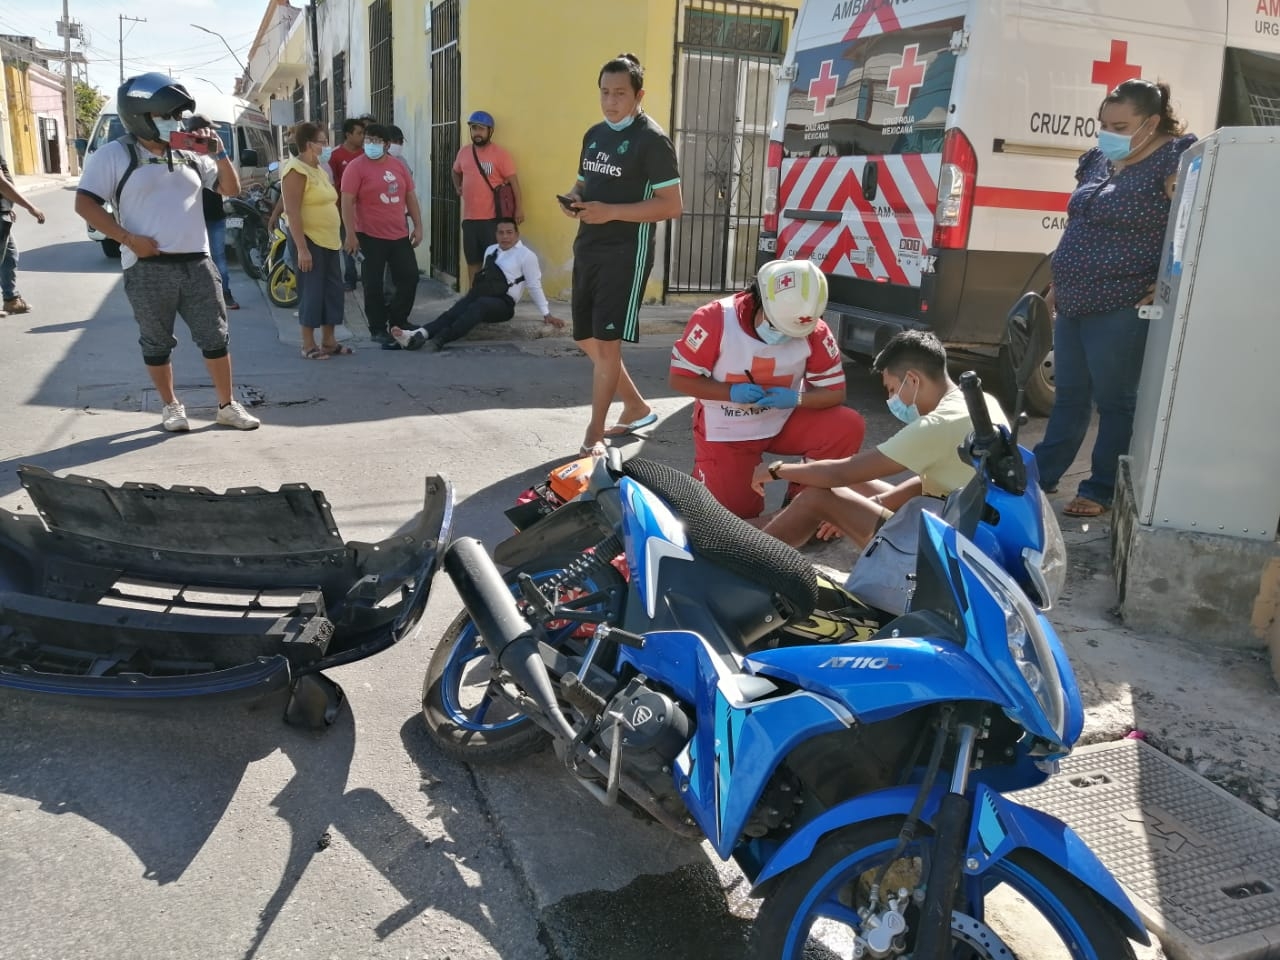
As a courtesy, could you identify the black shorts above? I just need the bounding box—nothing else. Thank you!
[571,245,654,343]
[461,219,498,265]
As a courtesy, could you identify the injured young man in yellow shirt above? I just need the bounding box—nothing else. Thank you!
[751,330,1009,549]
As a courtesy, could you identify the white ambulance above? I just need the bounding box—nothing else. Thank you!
[760,0,1280,411]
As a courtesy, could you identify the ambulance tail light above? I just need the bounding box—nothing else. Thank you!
[763,141,783,234]
[933,127,976,250]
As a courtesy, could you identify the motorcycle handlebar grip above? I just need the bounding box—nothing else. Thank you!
[958,371,997,444]
[443,537,532,660]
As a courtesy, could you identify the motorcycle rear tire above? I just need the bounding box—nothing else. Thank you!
[238,224,268,280]
[747,817,1138,960]
[266,261,299,308]
[421,558,625,763]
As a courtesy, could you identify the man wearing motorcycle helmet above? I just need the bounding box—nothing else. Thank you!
[753,330,1008,549]
[74,72,259,432]
[669,258,865,520]
[451,109,522,285]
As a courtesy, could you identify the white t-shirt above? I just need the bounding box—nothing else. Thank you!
[78,139,218,269]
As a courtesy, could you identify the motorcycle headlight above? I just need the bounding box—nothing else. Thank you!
[963,545,1066,742]
[1023,489,1067,609]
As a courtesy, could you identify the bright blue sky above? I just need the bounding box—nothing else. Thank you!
[2,0,269,95]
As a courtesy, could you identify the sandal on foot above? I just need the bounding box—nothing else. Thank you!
[1063,496,1106,518]
[323,343,353,355]
[301,347,331,360]
[603,411,658,438]
[580,441,608,457]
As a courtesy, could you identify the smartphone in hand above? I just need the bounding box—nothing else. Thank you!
[556,194,579,210]
[169,130,218,155]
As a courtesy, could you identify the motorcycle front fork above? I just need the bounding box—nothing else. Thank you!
[912,721,979,960]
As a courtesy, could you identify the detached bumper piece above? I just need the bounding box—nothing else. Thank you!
[0,466,453,727]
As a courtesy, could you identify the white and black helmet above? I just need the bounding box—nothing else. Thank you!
[757,259,829,339]
[117,73,196,143]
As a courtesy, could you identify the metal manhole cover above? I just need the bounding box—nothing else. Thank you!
[1014,738,1280,960]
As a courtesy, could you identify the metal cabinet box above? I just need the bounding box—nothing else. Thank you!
[1128,127,1280,542]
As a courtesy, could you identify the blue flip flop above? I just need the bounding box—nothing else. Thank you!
[603,411,658,438]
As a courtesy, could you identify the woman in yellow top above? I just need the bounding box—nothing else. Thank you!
[282,122,350,358]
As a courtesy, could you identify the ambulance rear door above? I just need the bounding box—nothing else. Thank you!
[776,0,969,349]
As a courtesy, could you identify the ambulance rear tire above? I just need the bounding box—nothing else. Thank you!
[1023,345,1055,417]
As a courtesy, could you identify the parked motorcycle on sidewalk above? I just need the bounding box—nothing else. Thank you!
[264,213,298,309]
[225,160,279,281]
[422,296,1143,958]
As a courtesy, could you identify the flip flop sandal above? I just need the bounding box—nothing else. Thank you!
[603,411,658,438]
[301,347,331,360]
[1063,496,1106,518]
[323,344,353,355]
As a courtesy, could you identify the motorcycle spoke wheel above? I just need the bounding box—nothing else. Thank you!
[748,818,1138,960]
[421,561,624,763]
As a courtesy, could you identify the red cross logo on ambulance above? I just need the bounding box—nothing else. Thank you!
[1091,39,1141,91]
[886,44,927,109]
[808,60,839,116]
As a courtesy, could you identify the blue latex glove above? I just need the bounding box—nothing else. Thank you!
[729,382,766,405]
[757,386,800,409]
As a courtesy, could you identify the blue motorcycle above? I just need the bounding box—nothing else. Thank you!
[429,297,1147,957]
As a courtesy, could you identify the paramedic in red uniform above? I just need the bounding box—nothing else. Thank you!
[669,259,865,520]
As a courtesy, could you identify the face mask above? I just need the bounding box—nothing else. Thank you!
[604,112,636,132]
[363,142,385,160]
[886,375,921,424]
[153,119,181,141]
[319,146,334,163]
[1097,117,1152,163]
[388,144,403,158]
[758,321,790,345]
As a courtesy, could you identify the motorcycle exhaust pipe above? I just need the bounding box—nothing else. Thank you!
[443,538,576,742]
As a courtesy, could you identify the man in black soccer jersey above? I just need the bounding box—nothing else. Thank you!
[560,53,682,455]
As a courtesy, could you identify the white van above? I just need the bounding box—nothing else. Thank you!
[80,86,276,258]
[761,0,1280,411]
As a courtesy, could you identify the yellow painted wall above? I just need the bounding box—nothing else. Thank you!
[460,0,682,301]
[4,64,39,176]
[389,0,433,271]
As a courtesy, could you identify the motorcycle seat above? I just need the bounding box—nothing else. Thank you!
[621,458,819,619]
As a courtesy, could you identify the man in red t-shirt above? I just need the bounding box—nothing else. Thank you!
[451,109,521,286]
[328,117,366,289]
[340,123,423,346]
[669,259,865,520]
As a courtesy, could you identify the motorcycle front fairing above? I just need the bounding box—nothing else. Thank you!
[0,467,452,725]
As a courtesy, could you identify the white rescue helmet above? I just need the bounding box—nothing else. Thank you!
[757,259,828,338]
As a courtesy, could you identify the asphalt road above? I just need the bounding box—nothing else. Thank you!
[0,185,1119,960]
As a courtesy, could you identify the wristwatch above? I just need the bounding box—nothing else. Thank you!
[767,460,784,481]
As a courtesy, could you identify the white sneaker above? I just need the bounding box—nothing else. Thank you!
[161,401,189,432]
[215,400,261,430]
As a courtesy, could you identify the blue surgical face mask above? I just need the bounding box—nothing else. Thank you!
[1097,117,1153,163]
[319,146,334,163]
[363,142,385,160]
[604,112,637,132]
[886,375,921,424]
[758,320,790,345]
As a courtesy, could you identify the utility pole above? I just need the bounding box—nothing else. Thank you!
[119,14,146,84]
[59,0,79,175]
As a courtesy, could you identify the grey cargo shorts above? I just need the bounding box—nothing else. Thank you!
[122,256,229,360]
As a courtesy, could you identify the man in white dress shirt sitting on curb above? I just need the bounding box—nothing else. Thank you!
[389,218,563,352]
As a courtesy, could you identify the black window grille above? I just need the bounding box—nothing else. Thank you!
[332,52,347,136]
[369,0,393,123]
[318,78,330,127]
[292,81,305,123]
[429,0,460,285]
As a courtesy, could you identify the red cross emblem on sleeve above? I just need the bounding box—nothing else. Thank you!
[886,44,927,109]
[808,60,839,116]
[1091,39,1141,92]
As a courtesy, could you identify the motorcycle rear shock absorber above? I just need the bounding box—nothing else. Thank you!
[540,534,624,599]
